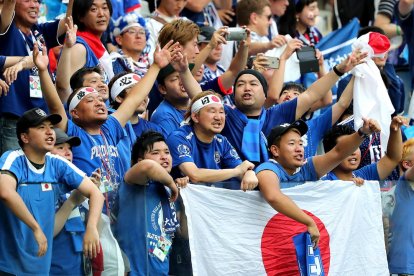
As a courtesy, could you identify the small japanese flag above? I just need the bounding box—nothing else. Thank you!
[41,183,53,191]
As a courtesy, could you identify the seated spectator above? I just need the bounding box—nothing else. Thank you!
[116,131,184,275]
[110,12,150,77]
[255,117,382,247]
[0,108,103,275]
[322,116,404,181]
[167,91,258,190]
[0,0,68,154]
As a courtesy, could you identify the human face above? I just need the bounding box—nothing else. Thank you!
[51,142,73,162]
[206,44,223,64]
[135,94,149,114]
[80,0,110,35]
[255,6,272,37]
[143,141,172,173]
[194,64,204,83]
[193,103,225,135]
[160,0,187,17]
[297,1,319,28]
[272,129,304,174]
[270,0,289,17]
[182,37,200,62]
[161,72,189,104]
[82,72,109,101]
[23,121,56,153]
[337,148,361,172]
[15,0,40,28]
[117,26,147,54]
[234,74,266,116]
[277,88,301,104]
[72,93,107,125]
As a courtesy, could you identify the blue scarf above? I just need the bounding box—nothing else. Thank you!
[235,107,268,162]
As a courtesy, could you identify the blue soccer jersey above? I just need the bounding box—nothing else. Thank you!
[0,150,85,276]
[151,100,186,136]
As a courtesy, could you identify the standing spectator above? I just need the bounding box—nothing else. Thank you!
[0,108,104,275]
[398,0,414,91]
[0,0,70,154]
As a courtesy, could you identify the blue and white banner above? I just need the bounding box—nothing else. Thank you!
[181,181,388,276]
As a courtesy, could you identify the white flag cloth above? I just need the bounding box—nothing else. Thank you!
[351,37,395,156]
[181,181,388,276]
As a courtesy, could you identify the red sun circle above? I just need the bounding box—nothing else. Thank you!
[133,74,141,81]
[211,96,220,102]
[261,211,330,276]
[85,87,95,92]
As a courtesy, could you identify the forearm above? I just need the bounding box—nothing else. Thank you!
[55,46,73,103]
[0,2,15,33]
[386,128,403,162]
[185,168,238,183]
[334,132,364,158]
[39,69,67,120]
[266,58,286,104]
[85,191,104,230]
[185,0,211,12]
[213,0,232,9]
[54,199,76,237]
[193,44,212,74]
[4,56,24,67]
[180,68,202,99]
[248,42,272,56]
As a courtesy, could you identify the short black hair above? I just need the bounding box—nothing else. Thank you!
[358,26,386,37]
[323,124,355,153]
[73,0,113,31]
[131,131,166,166]
[70,66,103,91]
[280,82,306,96]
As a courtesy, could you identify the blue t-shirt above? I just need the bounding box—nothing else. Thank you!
[388,175,414,273]
[255,158,318,188]
[304,107,332,158]
[67,116,125,211]
[150,100,186,136]
[0,19,62,116]
[221,99,297,162]
[116,180,175,276]
[132,118,165,138]
[0,150,85,276]
[321,163,380,181]
[167,125,242,170]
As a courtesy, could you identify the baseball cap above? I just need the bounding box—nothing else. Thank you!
[16,108,62,137]
[54,128,81,147]
[156,63,195,84]
[198,26,216,43]
[267,120,308,147]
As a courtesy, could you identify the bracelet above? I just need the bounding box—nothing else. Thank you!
[333,65,344,77]
[357,127,369,139]
[396,25,401,36]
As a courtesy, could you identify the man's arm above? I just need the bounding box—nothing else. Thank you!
[295,50,367,120]
[376,116,404,180]
[313,118,381,178]
[257,170,320,246]
[248,35,288,56]
[113,41,180,127]
[184,0,212,12]
[124,159,179,201]
[76,176,104,259]
[331,76,355,125]
[56,0,74,37]
[0,0,15,33]
[0,173,47,256]
[178,160,253,184]
[34,44,68,131]
[171,52,203,100]
[399,0,414,17]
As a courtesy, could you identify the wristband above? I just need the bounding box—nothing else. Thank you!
[396,25,401,36]
[333,65,344,77]
[357,127,369,139]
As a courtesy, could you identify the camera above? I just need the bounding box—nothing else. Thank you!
[265,56,280,69]
[296,46,319,74]
[225,27,247,41]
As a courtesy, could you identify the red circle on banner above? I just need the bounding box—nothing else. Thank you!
[261,211,330,275]
[133,74,141,81]
[211,96,220,102]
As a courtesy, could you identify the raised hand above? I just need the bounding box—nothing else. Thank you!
[154,40,181,69]
[360,117,381,136]
[390,115,407,131]
[336,49,368,74]
[209,26,228,48]
[280,38,303,60]
[171,51,189,73]
[270,35,288,49]
[33,43,49,72]
[64,16,78,49]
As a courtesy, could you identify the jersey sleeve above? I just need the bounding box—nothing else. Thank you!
[167,131,195,167]
[53,156,86,190]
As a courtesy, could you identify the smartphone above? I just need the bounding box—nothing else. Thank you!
[265,56,280,69]
[226,27,247,41]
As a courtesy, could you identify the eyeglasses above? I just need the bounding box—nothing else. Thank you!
[122,29,146,36]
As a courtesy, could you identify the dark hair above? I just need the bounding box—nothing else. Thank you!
[131,131,166,166]
[108,71,132,109]
[236,0,270,26]
[278,0,317,37]
[358,26,386,37]
[323,124,355,153]
[70,66,103,91]
[73,0,113,31]
[280,81,306,96]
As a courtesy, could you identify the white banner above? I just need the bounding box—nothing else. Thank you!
[181,181,389,276]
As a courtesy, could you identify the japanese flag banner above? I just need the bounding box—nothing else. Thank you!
[180,180,388,276]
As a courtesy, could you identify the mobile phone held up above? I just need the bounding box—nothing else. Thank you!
[296,46,319,74]
[225,27,247,41]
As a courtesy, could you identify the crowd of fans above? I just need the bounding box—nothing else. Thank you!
[1,0,414,275]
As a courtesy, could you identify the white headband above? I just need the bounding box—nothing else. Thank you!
[68,87,99,112]
[191,94,223,114]
[110,73,141,101]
